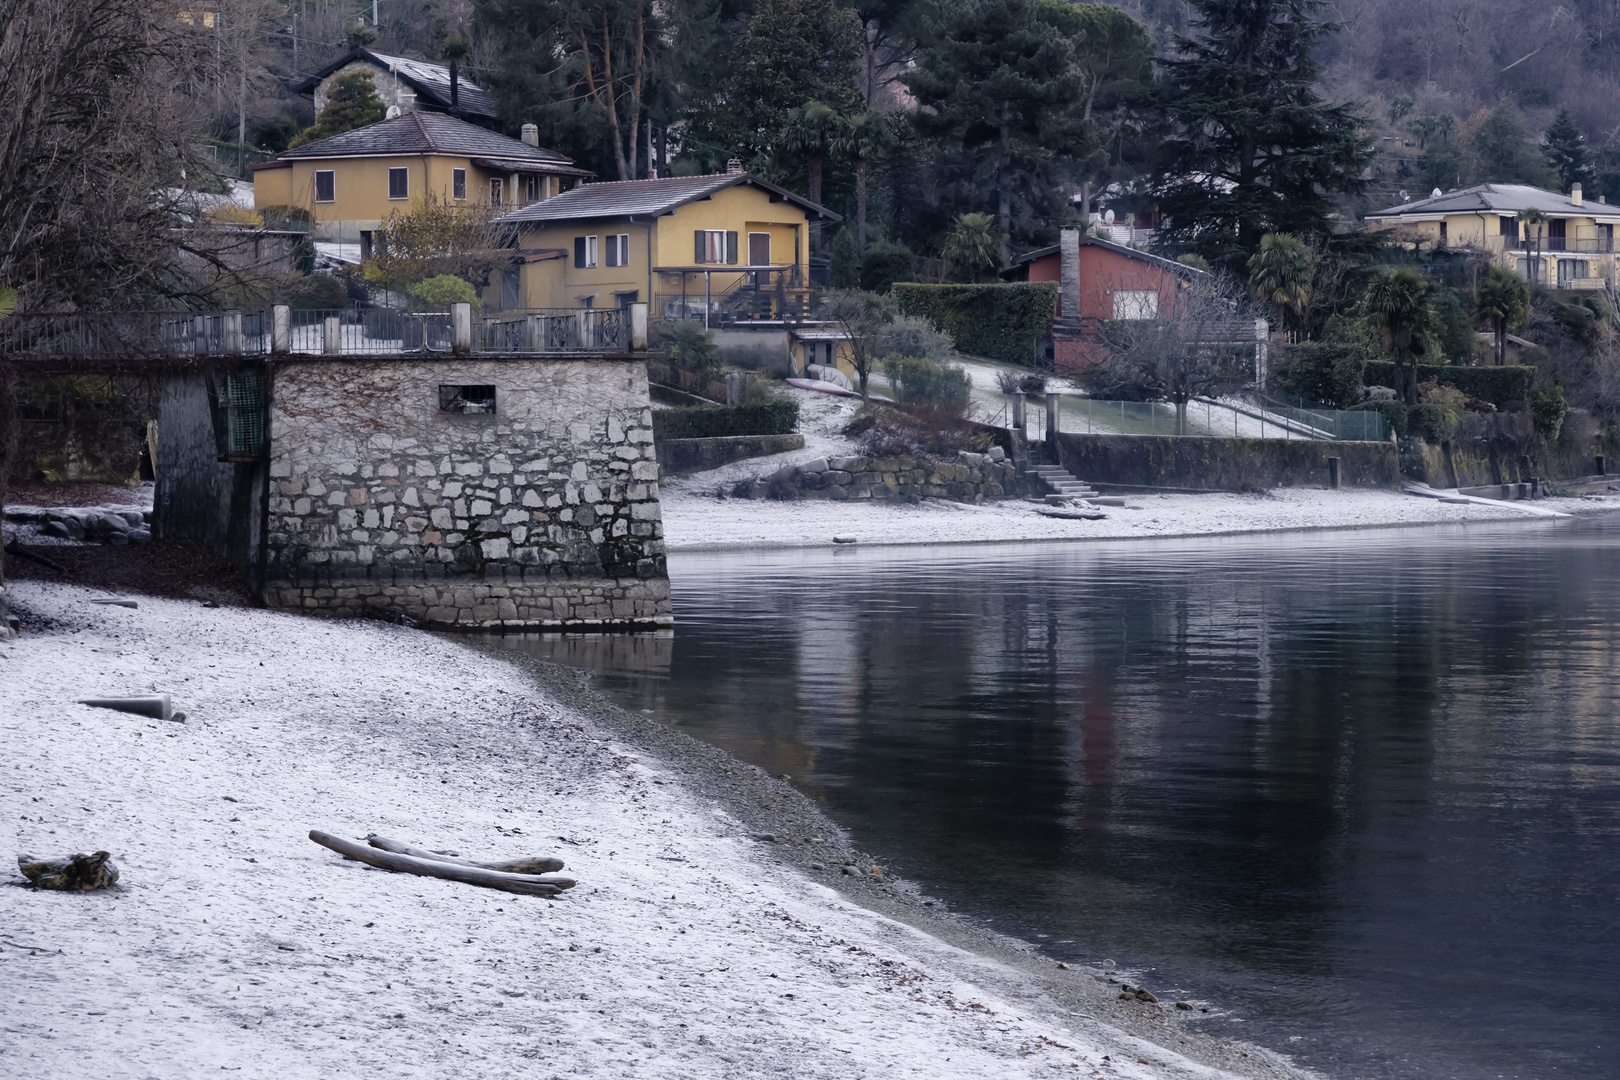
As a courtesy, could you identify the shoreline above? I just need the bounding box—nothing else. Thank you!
[1,579,1312,1079]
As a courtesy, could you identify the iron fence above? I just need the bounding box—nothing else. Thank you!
[1015,395,1387,441]
[476,308,624,353]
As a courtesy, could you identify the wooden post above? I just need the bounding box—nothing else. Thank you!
[1328,456,1341,489]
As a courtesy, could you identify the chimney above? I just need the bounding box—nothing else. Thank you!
[726,158,744,175]
[398,91,416,112]
[521,123,539,147]
[1059,227,1081,324]
[1573,183,1584,206]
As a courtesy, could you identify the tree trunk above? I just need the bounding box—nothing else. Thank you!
[997,102,1012,265]
[856,160,868,255]
[308,831,571,896]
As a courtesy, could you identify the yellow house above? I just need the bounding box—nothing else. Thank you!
[249,111,592,253]
[1365,182,1620,289]
[491,172,839,318]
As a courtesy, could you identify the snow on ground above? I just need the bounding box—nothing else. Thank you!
[659,384,863,497]
[661,486,1589,552]
[1,581,1279,1079]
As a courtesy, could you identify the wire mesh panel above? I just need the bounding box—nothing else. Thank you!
[225,370,266,456]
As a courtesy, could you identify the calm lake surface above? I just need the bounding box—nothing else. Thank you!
[501,517,1620,1079]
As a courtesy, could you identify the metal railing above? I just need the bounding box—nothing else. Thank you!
[0,302,648,360]
[1007,394,1388,441]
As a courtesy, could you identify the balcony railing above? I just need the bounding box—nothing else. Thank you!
[1506,237,1616,253]
[0,302,648,361]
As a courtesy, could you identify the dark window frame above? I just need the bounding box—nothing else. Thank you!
[314,170,335,203]
[452,168,466,200]
[387,167,409,200]
[438,385,497,415]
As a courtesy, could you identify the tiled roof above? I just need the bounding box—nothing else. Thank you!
[470,156,593,178]
[1003,234,1204,277]
[493,173,839,223]
[293,48,498,119]
[277,112,576,166]
[1369,183,1620,218]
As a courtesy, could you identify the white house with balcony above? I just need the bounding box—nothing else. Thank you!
[1365,183,1620,289]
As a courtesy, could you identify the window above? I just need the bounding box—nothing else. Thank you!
[439,385,497,415]
[574,235,598,268]
[1113,290,1159,320]
[490,178,504,206]
[605,233,630,267]
[1557,259,1590,287]
[452,168,466,200]
[1500,215,1518,244]
[387,167,408,200]
[1602,224,1615,252]
[694,229,737,265]
[314,170,335,203]
[1548,218,1568,250]
[525,175,540,204]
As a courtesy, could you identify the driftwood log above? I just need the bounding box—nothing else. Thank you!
[18,851,119,891]
[307,831,575,896]
[365,834,565,874]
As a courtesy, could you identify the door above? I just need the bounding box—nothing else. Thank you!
[1548,218,1567,251]
[748,232,771,288]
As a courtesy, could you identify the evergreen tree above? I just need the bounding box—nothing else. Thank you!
[904,0,1080,263]
[1469,106,1555,187]
[1153,0,1371,269]
[1543,109,1594,192]
[290,72,387,148]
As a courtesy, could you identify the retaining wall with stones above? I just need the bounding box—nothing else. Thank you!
[263,356,670,629]
[734,447,1031,502]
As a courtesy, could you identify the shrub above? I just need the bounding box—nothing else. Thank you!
[872,314,955,363]
[892,282,1058,365]
[1410,403,1459,442]
[881,354,971,406]
[859,241,915,293]
[286,273,349,310]
[1530,385,1568,440]
[1362,361,1532,406]
[845,402,969,459]
[652,398,799,440]
[407,274,480,312]
[657,319,721,374]
[1274,343,1367,408]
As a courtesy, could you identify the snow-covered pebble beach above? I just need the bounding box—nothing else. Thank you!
[661,484,1604,552]
[2,581,1307,1079]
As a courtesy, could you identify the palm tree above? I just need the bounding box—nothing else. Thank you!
[1518,208,1548,285]
[1364,268,1434,405]
[1474,267,1531,366]
[440,36,471,115]
[940,213,1002,282]
[780,103,843,254]
[1247,233,1314,339]
[832,111,894,256]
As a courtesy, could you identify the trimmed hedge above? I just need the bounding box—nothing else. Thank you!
[1362,361,1532,406]
[892,282,1058,366]
[652,398,800,441]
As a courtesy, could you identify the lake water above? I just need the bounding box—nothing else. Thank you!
[500,517,1620,1079]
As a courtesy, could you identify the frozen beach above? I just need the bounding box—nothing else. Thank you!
[1,580,1308,1079]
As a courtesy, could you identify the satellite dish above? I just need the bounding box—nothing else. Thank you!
[1432,187,1442,198]
[385,105,401,119]
[1400,189,1409,202]
[1104,209,1115,225]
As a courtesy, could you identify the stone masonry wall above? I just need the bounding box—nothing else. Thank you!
[734,447,1030,502]
[264,357,670,629]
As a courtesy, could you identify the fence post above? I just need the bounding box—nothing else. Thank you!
[629,302,649,352]
[576,309,593,350]
[222,310,243,354]
[322,316,340,355]
[272,306,290,354]
[1328,456,1341,490]
[451,303,473,354]
[1013,392,1026,433]
[524,315,541,352]
[1045,392,1060,461]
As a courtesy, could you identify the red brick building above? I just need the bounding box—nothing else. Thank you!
[1001,231,1203,374]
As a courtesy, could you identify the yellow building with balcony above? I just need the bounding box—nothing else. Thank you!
[490,172,839,319]
[1366,183,1620,289]
[249,111,592,255]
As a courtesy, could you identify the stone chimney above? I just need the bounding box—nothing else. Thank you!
[521,123,539,147]
[1059,227,1081,324]
[1573,182,1584,206]
[397,91,417,112]
[726,158,744,175]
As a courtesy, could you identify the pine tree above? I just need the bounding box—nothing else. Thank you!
[904,0,1080,263]
[1470,106,1555,188]
[1153,0,1371,269]
[290,72,387,148]
[1543,109,1594,192]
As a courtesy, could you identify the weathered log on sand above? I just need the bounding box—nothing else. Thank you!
[308,831,570,896]
[365,833,565,874]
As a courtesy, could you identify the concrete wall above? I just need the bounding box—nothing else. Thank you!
[659,433,804,475]
[1054,433,1400,491]
[263,356,669,629]
[153,372,265,585]
[735,449,1030,502]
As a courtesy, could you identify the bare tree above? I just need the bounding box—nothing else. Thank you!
[817,289,895,400]
[1087,277,1263,434]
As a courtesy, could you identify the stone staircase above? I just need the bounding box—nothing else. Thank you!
[1029,463,1099,500]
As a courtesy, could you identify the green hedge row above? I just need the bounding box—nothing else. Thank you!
[892,282,1058,366]
[1362,361,1533,405]
[652,398,800,441]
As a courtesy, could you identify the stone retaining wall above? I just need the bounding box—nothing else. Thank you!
[261,356,671,630]
[659,433,806,475]
[733,447,1030,502]
[1053,433,1400,491]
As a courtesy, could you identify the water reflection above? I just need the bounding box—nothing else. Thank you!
[499,519,1620,1079]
